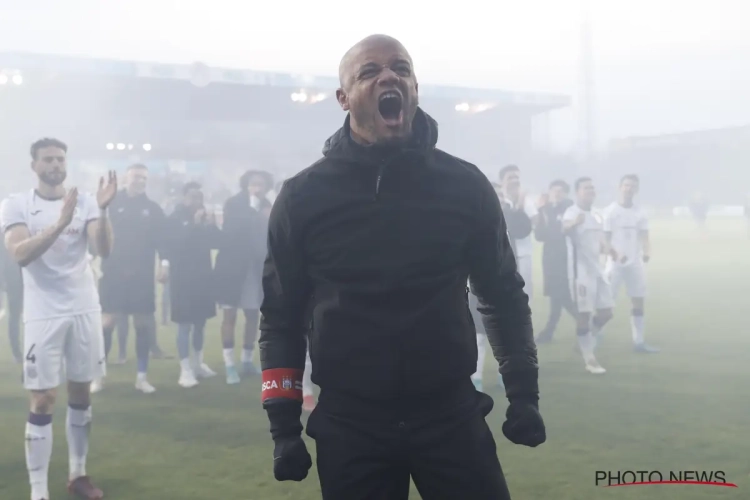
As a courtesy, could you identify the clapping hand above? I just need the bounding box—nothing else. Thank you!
[58,188,78,228]
[97,171,118,209]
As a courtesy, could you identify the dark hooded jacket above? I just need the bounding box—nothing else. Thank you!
[259,109,538,412]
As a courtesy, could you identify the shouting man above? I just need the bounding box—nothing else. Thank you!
[259,35,545,500]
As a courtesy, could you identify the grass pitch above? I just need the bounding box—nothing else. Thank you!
[0,218,748,500]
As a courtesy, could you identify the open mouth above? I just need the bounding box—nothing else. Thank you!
[378,90,403,127]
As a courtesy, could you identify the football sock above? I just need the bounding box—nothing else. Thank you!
[576,327,596,362]
[241,348,253,364]
[26,413,52,500]
[472,333,486,381]
[176,323,191,361]
[66,404,91,480]
[631,309,645,345]
[222,342,235,368]
[303,350,314,397]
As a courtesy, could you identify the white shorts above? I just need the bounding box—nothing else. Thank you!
[23,312,106,391]
[570,273,614,314]
[516,255,533,300]
[605,262,646,299]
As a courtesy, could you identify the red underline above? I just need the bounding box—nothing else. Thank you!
[604,481,738,488]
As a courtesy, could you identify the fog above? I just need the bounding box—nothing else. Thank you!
[0,1,749,499]
[2,0,749,149]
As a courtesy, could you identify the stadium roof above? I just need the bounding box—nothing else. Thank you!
[0,52,570,114]
[609,124,750,151]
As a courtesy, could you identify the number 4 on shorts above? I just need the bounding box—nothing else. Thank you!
[25,344,36,364]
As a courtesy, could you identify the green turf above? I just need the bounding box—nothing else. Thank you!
[0,218,748,499]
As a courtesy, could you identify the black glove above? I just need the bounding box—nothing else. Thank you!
[265,399,312,481]
[502,396,546,447]
[273,435,312,481]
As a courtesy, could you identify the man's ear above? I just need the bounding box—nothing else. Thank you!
[336,88,349,111]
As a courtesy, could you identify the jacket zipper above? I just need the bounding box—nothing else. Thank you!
[374,160,388,200]
[373,157,397,201]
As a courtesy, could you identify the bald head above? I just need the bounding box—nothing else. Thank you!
[338,35,412,89]
[335,34,418,146]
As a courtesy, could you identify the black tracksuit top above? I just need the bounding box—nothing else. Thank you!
[259,109,538,405]
[101,191,166,280]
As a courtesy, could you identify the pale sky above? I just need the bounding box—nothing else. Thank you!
[1,0,749,149]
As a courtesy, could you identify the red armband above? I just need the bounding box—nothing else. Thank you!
[261,368,303,402]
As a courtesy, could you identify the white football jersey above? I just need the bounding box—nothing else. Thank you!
[564,204,605,278]
[603,202,648,266]
[0,189,101,322]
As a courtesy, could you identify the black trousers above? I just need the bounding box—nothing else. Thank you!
[539,293,576,337]
[307,389,511,500]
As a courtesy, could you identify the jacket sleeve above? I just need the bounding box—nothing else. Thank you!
[467,176,538,401]
[258,180,311,409]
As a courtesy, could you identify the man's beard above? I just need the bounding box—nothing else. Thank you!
[39,171,66,186]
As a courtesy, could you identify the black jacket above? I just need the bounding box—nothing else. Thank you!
[259,109,537,410]
[502,202,533,241]
[101,190,166,281]
[501,200,533,257]
[213,191,268,307]
[164,205,221,323]
[535,199,573,298]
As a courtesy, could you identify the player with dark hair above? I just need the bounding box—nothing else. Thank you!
[213,170,274,384]
[535,179,575,343]
[259,35,544,500]
[93,163,169,394]
[1,138,115,500]
[563,177,613,374]
[163,182,220,387]
[603,174,659,353]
